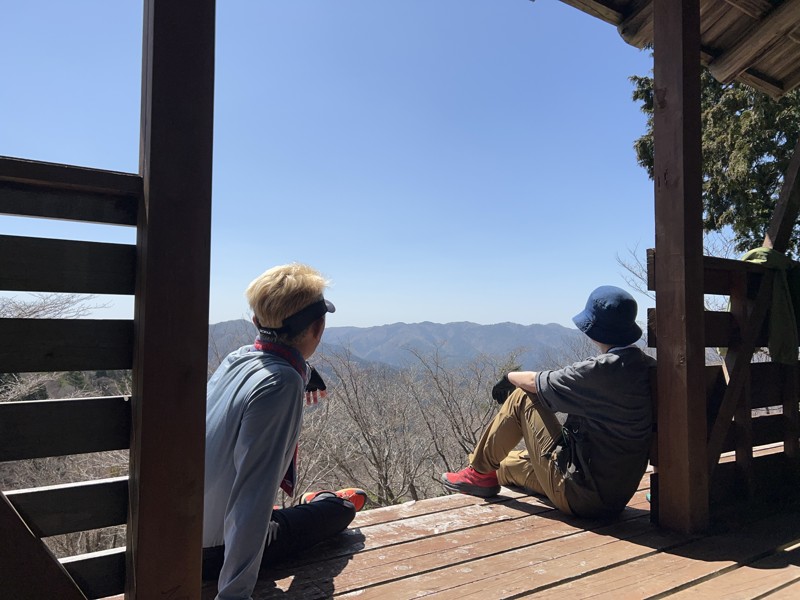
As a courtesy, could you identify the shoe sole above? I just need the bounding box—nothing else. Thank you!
[441,474,500,498]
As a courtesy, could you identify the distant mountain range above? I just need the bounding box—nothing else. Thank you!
[208,319,586,371]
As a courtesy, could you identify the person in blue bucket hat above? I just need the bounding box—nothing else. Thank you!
[443,286,656,518]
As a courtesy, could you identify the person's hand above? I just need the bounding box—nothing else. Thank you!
[305,366,327,405]
[491,374,516,404]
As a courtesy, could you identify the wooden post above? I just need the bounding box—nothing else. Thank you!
[730,272,754,498]
[653,0,709,533]
[127,0,215,597]
[763,136,800,253]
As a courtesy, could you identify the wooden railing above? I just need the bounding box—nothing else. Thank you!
[0,155,140,599]
[647,248,800,523]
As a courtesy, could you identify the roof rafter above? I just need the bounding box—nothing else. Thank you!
[709,0,800,83]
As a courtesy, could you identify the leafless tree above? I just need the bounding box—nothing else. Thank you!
[0,294,129,557]
[405,348,518,476]
[315,347,435,505]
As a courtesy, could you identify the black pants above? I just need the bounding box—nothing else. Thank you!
[202,496,356,580]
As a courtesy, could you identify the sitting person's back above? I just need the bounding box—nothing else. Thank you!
[443,285,655,518]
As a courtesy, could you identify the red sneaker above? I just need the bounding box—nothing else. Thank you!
[301,488,368,512]
[441,466,500,498]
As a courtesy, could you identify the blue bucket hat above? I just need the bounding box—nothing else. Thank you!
[572,286,642,346]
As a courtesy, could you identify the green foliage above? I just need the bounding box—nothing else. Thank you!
[631,67,800,255]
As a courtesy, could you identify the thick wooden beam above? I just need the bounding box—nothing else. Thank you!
[709,0,800,83]
[764,136,800,252]
[0,157,140,226]
[648,308,756,349]
[730,272,754,497]
[0,319,133,373]
[6,478,128,538]
[0,396,130,461]
[556,0,623,25]
[646,249,770,296]
[0,493,86,600]
[0,157,141,196]
[653,0,708,533]
[127,0,215,597]
[618,0,653,48]
[723,0,771,20]
[62,547,126,600]
[0,235,136,295]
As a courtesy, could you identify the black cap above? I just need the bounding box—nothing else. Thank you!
[258,298,335,338]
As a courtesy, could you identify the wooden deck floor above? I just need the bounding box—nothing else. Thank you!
[200,469,800,599]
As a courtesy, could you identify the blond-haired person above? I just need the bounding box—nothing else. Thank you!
[203,264,365,600]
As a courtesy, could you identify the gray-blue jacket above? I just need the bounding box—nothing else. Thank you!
[203,345,305,600]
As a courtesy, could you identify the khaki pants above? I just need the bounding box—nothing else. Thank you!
[469,388,573,515]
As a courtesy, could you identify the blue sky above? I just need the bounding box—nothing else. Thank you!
[1,1,655,328]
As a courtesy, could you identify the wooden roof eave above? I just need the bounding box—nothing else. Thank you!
[556,0,800,99]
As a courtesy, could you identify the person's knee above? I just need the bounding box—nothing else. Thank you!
[315,496,356,530]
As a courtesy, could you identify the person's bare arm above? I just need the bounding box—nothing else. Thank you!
[507,370,538,394]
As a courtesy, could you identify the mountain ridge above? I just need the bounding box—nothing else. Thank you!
[208,319,585,371]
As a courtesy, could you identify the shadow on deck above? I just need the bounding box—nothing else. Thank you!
[200,469,800,599]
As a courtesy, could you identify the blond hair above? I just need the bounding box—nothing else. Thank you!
[245,263,329,332]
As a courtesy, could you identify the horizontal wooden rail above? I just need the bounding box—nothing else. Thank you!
[61,547,126,599]
[0,319,133,373]
[721,413,788,453]
[5,478,128,537]
[0,396,131,461]
[647,308,768,349]
[0,235,136,294]
[705,362,796,411]
[647,248,769,296]
[0,156,140,226]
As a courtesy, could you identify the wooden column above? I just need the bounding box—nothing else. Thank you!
[653,0,709,533]
[127,0,215,597]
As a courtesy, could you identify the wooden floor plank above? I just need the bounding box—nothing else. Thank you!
[519,509,800,598]
[286,493,555,564]
[762,576,800,599]
[259,493,651,599]
[203,493,553,599]
[665,546,800,598]
[353,472,650,529]
[332,511,683,599]
[197,461,800,600]
[352,486,530,528]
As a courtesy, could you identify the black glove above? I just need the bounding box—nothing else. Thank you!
[306,366,327,393]
[491,374,516,404]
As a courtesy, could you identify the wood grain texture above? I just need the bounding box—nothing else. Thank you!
[764,136,800,252]
[0,396,130,461]
[127,0,216,597]
[0,157,140,226]
[0,235,136,294]
[6,478,128,538]
[62,547,126,599]
[709,0,800,83]
[0,493,86,600]
[0,319,133,373]
[652,0,709,533]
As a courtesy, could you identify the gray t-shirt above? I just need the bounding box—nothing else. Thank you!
[536,346,656,516]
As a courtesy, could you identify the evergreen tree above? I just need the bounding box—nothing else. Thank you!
[631,67,800,255]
